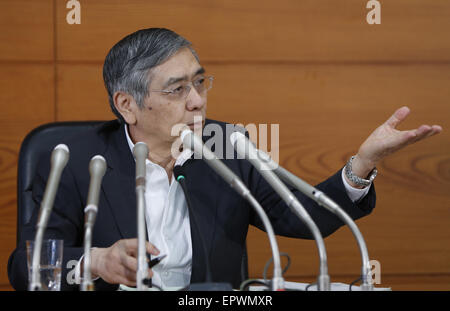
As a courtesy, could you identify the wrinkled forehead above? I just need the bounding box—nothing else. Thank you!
[148,47,204,89]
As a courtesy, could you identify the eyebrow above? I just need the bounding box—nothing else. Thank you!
[162,67,205,89]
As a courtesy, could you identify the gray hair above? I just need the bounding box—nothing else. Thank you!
[103,28,198,122]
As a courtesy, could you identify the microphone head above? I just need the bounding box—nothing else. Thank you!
[55,143,69,153]
[86,155,107,208]
[229,131,246,147]
[230,131,276,171]
[133,142,149,160]
[180,129,194,150]
[133,142,149,181]
[51,144,70,168]
[180,129,192,140]
[230,131,249,160]
[89,155,107,178]
[173,165,185,181]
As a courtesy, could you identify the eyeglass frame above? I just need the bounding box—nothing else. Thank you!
[149,75,214,100]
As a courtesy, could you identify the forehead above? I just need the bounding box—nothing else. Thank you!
[150,47,202,86]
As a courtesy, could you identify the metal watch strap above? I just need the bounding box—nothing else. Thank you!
[344,155,377,187]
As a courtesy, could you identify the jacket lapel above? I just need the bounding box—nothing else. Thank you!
[182,158,221,282]
[101,123,137,239]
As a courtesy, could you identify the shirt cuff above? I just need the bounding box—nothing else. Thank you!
[341,168,371,203]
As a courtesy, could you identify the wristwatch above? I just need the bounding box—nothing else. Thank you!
[344,155,377,187]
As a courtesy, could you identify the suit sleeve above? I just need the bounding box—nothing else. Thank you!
[247,164,376,239]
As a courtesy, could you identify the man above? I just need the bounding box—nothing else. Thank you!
[8,28,442,291]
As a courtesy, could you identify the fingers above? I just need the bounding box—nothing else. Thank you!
[95,239,158,286]
[123,239,160,258]
[118,264,137,286]
[109,267,152,288]
[385,106,410,129]
[115,261,154,287]
[420,124,442,141]
[146,242,160,256]
[117,255,154,286]
[119,251,138,272]
[430,125,443,135]
[117,255,154,287]
[403,124,442,145]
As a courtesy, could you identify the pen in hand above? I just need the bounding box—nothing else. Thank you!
[148,254,167,269]
[142,254,167,287]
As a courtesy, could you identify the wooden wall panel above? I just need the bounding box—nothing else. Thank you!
[56,0,450,62]
[0,64,55,289]
[0,0,53,61]
[56,64,113,121]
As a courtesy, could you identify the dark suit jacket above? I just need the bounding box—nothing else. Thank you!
[8,119,376,291]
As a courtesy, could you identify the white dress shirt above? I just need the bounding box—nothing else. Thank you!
[124,125,193,289]
[75,125,371,289]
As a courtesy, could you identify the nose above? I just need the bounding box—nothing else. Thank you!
[186,87,205,111]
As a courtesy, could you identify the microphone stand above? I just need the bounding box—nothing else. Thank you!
[81,155,107,291]
[271,164,373,290]
[181,130,285,291]
[133,142,149,291]
[30,144,69,291]
[81,205,96,291]
[231,132,330,291]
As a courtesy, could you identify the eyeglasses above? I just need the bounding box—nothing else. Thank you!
[150,76,214,101]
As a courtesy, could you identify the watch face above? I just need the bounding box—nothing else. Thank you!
[354,177,370,187]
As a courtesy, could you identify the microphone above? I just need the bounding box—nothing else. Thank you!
[30,144,69,291]
[180,129,285,291]
[255,149,374,290]
[81,155,107,291]
[132,142,149,291]
[230,131,331,291]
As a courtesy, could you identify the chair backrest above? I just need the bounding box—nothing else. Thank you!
[17,121,104,245]
[16,120,249,282]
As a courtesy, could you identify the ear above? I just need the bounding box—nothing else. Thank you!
[113,91,137,125]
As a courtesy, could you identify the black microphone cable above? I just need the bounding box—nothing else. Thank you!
[173,165,213,283]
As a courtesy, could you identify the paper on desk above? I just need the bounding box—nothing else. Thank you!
[250,280,391,291]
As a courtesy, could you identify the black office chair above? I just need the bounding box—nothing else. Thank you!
[17,121,249,281]
[16,121,104,245]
